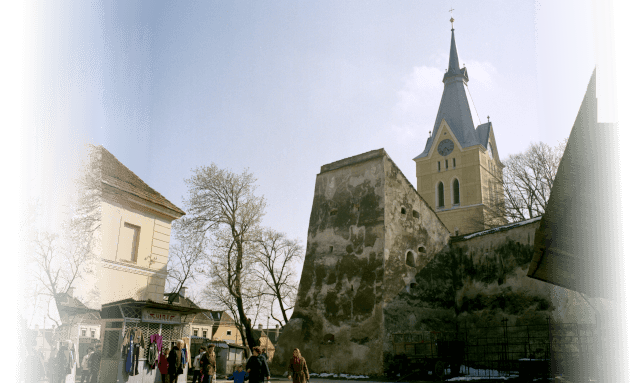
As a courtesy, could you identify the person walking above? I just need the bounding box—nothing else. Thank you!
[246,347,271,383]
[168,340,184,383]
[227,364,248,383]
[88,345,102,383]
[47,346,58,382]
[287,348,309,383]
[200,344,216,383]
[53,341,71,383]
[158,346,170,383]
[192,346,206,383]
[80,347,94,383]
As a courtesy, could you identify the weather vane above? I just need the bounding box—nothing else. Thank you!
[487,116,490,122]
[449,8,455,29]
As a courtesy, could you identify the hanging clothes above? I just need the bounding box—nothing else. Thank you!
[150,334,163,354]
[132,343,141,375]
[182,337,192,368]
[147,342,159,369]
[125,331,134,375]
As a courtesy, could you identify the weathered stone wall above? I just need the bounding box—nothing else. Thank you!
[273,149,450,376]
[383,217,597,364]
[273,150,387,375]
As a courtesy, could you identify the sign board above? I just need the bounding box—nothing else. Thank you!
[142,309,181,324]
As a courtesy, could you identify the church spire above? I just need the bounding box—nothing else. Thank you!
[444,17,465,82]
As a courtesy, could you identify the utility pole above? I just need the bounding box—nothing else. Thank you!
[266,316,270,356]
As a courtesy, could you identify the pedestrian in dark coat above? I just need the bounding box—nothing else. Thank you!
[246,347,271,383]
[200,344,216,383]
[287,348,309,383]
[168,340,184,383]
[88,345,102,383]
[54,342,71,383]
[158,346,170,383]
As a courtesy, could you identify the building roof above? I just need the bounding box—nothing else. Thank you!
[451,216,542,242]
[93,145,185,216]
[55,292,101,324]
[414,25,484,160]
[163,293,216,324]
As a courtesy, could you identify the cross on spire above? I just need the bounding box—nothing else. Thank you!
[487,116,490,122]
[449,8,455,29]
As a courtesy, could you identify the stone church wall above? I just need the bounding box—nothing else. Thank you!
[382,217,596,365]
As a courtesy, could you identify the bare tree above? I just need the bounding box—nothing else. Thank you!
[166,223,207,303]
[467,140,566,231]
[180,164,266,350]
[254,229,302,325]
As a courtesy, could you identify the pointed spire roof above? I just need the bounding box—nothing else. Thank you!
[414,19,481,160]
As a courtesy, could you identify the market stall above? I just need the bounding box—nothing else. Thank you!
[97,298,210,383]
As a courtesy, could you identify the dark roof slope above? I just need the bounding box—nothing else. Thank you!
[94,145,185,216]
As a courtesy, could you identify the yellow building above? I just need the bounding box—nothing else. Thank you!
[211,311,244,345]
[94,145,186,304]
[414,20,505,235]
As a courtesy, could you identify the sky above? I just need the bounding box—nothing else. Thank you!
[17,0,629,328]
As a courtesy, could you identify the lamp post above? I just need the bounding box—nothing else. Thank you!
[266,316,270,356]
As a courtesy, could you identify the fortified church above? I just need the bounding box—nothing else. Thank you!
[271,19,598,376]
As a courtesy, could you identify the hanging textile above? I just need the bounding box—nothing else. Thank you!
[147,342,159,369]
[125,331,134,374]
[150,334,163,354]
[183,337,192,368]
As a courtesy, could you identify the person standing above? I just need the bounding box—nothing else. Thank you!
[246,347,271,383]
[158,346,170,383]
[88,345,102,383]
[200,344,216,383]
[287,348,309,383]
[80,347,94,383]
[192,346,206,383]
[168,341,184,383]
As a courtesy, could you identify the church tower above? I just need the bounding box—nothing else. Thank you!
[414,18,505,235]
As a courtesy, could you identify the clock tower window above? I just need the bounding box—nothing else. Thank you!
[445,159,449,169]
[437,182,445,208]
[437,161,441,172]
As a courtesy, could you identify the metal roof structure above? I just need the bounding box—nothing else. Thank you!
[414,21,490,160]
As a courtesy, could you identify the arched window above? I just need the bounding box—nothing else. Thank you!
[453,179,460,205]
[406,251,415,267]
[437,182,445,208]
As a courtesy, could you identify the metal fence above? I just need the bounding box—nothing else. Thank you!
[459,318,597,380]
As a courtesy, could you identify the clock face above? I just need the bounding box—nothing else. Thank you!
[438,139,454,156]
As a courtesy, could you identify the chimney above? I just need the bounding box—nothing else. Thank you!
[67,287,75,297]
[179,286,187,298]
[258,324,263,330]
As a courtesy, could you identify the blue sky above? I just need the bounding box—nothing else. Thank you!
[19,0,616,328]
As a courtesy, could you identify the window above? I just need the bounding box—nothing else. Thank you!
[437,182,445,208]
[227,330,232,336]
[406,251,415,267]
[437,161,441,172]
[119,222,141,262]
[445,159,449,169]
[453,158,456,168]
[400,207,406,215]
[81,328,87,337]
[203,330,208,338]
[330,208,338,216]
[91,329,95,338]
[453,179,460,205]
[412,210,420,219]
[193,329,199,336]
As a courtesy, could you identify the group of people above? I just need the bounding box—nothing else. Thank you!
[220,346,309,383]
[48,342,101,383]
[158,340,216,383]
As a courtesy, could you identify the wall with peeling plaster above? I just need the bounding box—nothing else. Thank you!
[272,149,450,375]
[383,218,598,366]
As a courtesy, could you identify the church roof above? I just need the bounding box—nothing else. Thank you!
[414,25,483,160]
